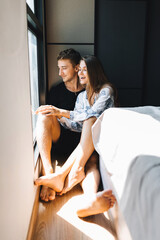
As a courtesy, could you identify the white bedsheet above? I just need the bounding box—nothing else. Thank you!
[92,106,160,240]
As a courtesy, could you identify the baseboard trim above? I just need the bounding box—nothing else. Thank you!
[26,157,41,240]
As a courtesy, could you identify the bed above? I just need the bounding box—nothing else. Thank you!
[92,106,160,240]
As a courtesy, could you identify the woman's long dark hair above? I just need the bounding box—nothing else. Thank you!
[82,55,118,106]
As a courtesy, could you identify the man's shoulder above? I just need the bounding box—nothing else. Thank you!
[50,81,65,92]
[47,81,64,104]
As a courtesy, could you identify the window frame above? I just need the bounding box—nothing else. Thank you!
[26,0,47,165]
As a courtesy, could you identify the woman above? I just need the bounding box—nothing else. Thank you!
[35,56,118,205]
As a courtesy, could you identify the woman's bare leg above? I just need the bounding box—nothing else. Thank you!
[81,152,100,195]
[76,153,116,217]
[76,190,116,217]
[36,114,61,201]
[60,117,97,194]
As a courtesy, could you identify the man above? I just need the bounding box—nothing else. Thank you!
[36,48,84,202]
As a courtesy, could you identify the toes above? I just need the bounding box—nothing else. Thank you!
[110,201,114,208]
[34,180,39,186]
[40,194,45,201]
[40,186,50,202]
[111,194,116,202]
[109,195,116,208]
[34,177,44,186]
[59,189,66,195]
[34,174,51,186]
[103,189,113,197]
[49,195,55,201]
[44,198,49,202]
[40,192,49,202]
[56,192,61,195]
[40,187,56,202]
[48,189,56,201]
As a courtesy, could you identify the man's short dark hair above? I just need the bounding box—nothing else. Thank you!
[57,48,81,67]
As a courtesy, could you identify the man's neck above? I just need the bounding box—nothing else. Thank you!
[65,77,84,93]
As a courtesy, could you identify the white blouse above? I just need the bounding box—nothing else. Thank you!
[59,86,114,132]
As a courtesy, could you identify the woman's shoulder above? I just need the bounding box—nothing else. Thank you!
[76,89,87,103]
[99,84,113,95]
[78,89,87,98]
[101,83,113,90]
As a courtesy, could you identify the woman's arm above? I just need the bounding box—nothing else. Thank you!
[35,91,85,119]
[70,87,114,122]
[35,87,113,121]
[89,87,114,114]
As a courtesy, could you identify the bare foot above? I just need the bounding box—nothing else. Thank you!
[60,166,85,195]
[39,163,55,201]
[76,189,116,217]
[34,172,65,192]
[40,186,56,202]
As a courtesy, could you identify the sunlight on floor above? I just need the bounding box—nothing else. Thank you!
[57,194,116,240]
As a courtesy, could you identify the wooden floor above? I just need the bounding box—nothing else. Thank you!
[32,157,117,240]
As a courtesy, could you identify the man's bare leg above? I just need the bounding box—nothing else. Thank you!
[34,144,82,191]
[76,189,116,217]
[36,114,61,201]
[34,117,96,193]
[38,166,55,202]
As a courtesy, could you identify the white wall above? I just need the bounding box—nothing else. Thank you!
[0,1,37,239]
[0,1,95,238]
[45,0,95,89]
[46,0,94,43]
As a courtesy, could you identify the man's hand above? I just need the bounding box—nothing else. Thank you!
[35,105,61,116]
[35,105,70,119]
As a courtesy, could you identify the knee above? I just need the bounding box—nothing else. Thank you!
[90,153,99,165]
[83,117,97,128]
[36,114,53,130]
[86,117,96,124]
[91,152,99,163]
[86,152,99,170]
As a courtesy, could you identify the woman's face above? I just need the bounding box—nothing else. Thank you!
[78,60,89,85]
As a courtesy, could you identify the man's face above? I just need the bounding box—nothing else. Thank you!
[58,59,78,83]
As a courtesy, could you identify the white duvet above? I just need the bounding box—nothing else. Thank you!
[92,106,160,240]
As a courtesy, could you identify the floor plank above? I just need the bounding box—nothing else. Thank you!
[33,156,116,240]
[33,185,116,240]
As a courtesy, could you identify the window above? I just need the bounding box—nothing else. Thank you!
[28,30,39,135]
[26,0,46,163]
[26,0,35,13]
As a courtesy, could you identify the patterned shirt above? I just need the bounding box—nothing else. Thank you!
[59,85,114,132]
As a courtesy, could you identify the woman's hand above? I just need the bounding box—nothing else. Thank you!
[35,105,61,116]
